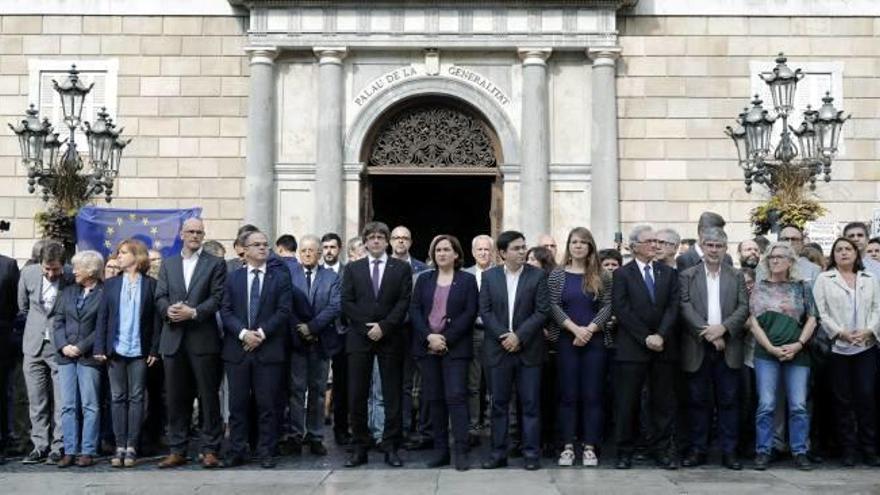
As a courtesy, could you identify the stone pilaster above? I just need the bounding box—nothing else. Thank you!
[517,48,552,244]
[313,47,348,236]
[587,46,622,248]
[244,47,278,238]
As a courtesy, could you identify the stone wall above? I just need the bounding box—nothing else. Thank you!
[0,15,248,260]
[617,16,880,243]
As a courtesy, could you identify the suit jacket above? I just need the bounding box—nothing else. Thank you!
[220,264,293,364]
[290,265,342,357]
[409,269,478,359]
[678,263,749,372]
[676,246,733,273]
[94,275,161,358]
[0,255,20,360]
[612,260,680,363]
[341,256,412,354]
[479,264,549,367]
[154,251,226,357]
[52,283,104,367]
[18,263,74,357]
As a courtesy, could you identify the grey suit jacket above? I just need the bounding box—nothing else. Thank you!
[18,264,73,357]
[678,263,749,373]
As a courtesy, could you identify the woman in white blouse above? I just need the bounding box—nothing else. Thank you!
[812,237,880,468]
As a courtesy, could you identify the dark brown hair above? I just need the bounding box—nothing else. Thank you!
[827,237,864,273]
[429,234,465,270]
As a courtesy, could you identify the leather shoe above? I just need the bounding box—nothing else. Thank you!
[345,449,368,468]
[794,453,812,471]
[842,452,857,467]
[222,456,245,468]
[753,453,770,471]
[309,441,328,456]
[202,452,220,469]
[681,451,706,468]
[615,456,632,470]
[76,455,94,467]
[656,455,678,470]
[158,453,188,469]
[864,453,880,467]
[57,455,75,468]
[481,456,508,469]
[722,453,742,471]
[425,450,450,468]
[454,452,470,471]
[260,457,277,469]
[384,450,403,467]
[523,457,541,471]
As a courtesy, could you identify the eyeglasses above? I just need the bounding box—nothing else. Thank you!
[391,235,411,241]
[637,238,661,245]
[657,240,676,247]
[247,242,269,248]
[778,236,802,242]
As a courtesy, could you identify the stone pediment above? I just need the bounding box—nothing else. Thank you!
[230,0,632,50]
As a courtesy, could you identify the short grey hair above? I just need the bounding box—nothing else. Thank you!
[471,234,494,250]
[655,228,681,245]
[71,250,105,281]
[299,234,321,248]
[760,242,802,281]
[700,227,728,244]
[628,224,654,245]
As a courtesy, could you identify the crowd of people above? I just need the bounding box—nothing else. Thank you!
[1,212,880,472]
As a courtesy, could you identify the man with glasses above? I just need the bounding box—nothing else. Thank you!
[156,218,227,469]
[677,212,733,272]
[612,225,681,470]
[776,225,820,284]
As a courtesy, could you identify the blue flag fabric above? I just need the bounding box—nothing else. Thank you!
[75,206,202,258]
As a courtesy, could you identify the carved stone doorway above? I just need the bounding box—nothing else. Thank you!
[361,97,503,264]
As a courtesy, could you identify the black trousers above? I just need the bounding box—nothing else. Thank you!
[225,355,283,458]
[163,349,223,455]
[830,348,878,455]
[348,350,403,450]
[331,351,349,439]
[614,359,677,457]
[420,355,469,453]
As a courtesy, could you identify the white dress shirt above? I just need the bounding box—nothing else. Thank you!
[504,265,523,332]
[240,262,267,340]
[704,265,722,326]
[635,258,654,285]
[474,265,486,291]
[181,247,202,292]
[41,276,59,340]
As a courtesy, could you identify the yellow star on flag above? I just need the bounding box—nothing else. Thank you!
[154,240,163,248]
[128,213,137,221]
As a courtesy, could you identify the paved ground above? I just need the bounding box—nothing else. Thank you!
[1,444,879,494]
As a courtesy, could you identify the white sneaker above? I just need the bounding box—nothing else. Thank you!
[583,448,598,467]
[558,446,575,467]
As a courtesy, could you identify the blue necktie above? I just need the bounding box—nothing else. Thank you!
[643,264,656,303]
[249,269,261,329]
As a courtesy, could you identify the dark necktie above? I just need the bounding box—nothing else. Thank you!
[305,269,312,295]
[643,264,656,303]
[76,290,86,313]
[249,268,261,329]
[371,259,382,297]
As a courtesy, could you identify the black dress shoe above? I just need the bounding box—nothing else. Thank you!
[753,453,769,471]
[425,450,450,468]
[615,456,632,469]
[722,454,742,471]
[454,452,470,471]
[523,457,541,471]
[222,456,245,468]
[864,453,880,467]
[842,452,857,467]
[384,450,403,467]
[260,457,277,469]
[345,449,368,467]
[334,433,352,446]
[794,453,812,471]
[309,441,328,456]
[681,451,707,468]
[481,456,508,469]
[656,455,678,470]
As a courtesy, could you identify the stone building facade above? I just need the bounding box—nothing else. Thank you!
[1,0,879,261]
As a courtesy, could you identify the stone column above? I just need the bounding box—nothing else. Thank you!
[313,47,348,236]
[244,47,278,238]
[517,48,552,244]
[588,47,622,248]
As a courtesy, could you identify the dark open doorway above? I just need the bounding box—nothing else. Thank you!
[368,174,495,267]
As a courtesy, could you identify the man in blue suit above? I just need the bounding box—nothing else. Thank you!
[478,231,549,471]
[288,235,341,457]
[220,229,292,469]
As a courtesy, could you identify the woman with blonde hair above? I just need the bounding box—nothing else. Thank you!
[547,227,613,467]
[95,239,161,468]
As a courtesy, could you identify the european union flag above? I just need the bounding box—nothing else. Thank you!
[76,206,202,258]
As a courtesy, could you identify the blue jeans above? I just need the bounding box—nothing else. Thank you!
[58,362,102,456]
[754,357,810,455]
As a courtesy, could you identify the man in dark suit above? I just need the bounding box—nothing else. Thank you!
[679,227,749,470]
[478,231,549,471]
[319,233,351,446]
[342,221,412,468]
[220,229,292,469]
[612,225,680,470]
[155,218,227,469]
[0,252,19,464]
[677,211,733,272]
[288,235,341,456]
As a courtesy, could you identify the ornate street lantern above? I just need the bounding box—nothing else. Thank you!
[52,64,94,129]
[8,105,51,170]
[742,95,776,160]
[814,92,849,159]
[759,54,803,118]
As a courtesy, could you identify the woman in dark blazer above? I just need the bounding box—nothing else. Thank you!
[52,250,106,468]
[95,238,161,468]
[410,234,478,471]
